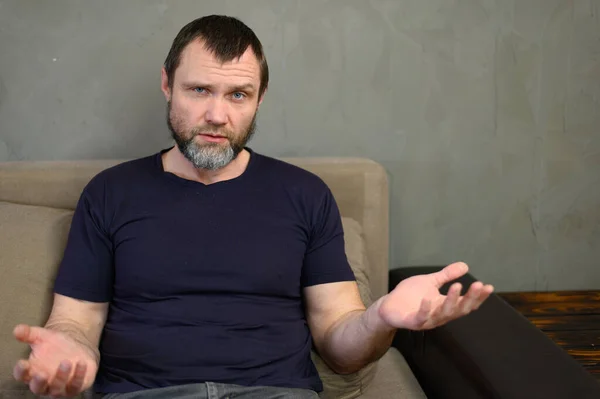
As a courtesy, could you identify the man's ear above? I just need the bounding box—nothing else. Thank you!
[257,86,268,108]
[160,67,171,101]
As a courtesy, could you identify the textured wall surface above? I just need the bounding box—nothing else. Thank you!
[1,0,599,291]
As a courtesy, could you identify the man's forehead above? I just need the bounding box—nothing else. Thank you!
[179,39,260,76]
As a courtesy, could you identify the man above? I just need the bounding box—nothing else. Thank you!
[12,15,494,399]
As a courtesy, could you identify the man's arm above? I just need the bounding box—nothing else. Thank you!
[13,294,109,396]
[304,281,394,375]
[44,293,109,362]
[304,263,494,375]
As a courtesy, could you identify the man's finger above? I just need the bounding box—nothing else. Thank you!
[442,282,462,317]
[13,359,32,383]
[415,297,433,327]
[472,284,495,310]
[13,324,43,345]
[65,361,87,396]
[433,262,469,288]
[48,361,72,397]
[460,281,484,313]
[29,372,49,396]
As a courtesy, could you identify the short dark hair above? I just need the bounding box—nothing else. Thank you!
[164,15,269,98]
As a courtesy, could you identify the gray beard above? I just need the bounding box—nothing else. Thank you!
[179,141,236,171]
[166,102,257,171]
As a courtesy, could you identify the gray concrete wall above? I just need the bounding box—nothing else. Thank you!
[1,0,599,291]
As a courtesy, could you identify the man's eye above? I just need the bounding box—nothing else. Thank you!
[232,92,245,100]
[193,87,206,94]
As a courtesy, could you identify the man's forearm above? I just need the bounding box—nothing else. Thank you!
[45,319,101,364]
[321,297,396,374]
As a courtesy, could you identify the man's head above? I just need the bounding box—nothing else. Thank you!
[161,15,268,170]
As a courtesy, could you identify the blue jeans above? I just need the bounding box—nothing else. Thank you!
[100,382,320,399]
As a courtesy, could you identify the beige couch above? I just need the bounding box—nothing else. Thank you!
[0,157,426,398]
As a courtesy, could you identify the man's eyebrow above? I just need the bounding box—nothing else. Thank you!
[181,81,256,92]
[229,83,256,92]
[181,81,212,89]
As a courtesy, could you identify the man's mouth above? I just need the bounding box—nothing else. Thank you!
[197,133,228,143]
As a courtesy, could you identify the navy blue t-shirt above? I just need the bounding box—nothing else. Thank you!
[53,147,356,394]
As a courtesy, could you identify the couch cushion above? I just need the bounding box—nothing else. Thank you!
[312,217,377,399]
[0,201,74,395]
[340,217,373,308]
[357,348,427,399]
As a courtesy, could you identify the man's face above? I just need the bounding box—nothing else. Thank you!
[161,39,263,170]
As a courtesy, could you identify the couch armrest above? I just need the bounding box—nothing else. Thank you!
[389,266,600,399]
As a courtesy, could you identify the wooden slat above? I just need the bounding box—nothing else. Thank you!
[566,350,600,361]
[499,291,600,306]
[569,352,600,379]
[579,363,600,376]
[545,330,600,349]
[528,315,600,331]
[499,300,600,316]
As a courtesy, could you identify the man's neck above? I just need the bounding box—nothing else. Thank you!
[161,146,251,185]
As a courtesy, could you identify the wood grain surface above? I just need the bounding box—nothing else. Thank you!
[499,291,600,380]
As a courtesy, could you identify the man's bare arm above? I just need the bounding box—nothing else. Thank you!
[304,282,394,374]
[304,263,494,375]
[29,294,108,363]
[43,293,109,362]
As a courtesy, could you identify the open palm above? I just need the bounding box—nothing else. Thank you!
[13,324,98,397]
[378,263,494,330]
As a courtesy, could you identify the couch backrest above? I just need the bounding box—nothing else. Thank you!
[0,156,389,299]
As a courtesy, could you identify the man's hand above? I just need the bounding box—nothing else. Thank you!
[378,262,494,330]
[13,324,99,398]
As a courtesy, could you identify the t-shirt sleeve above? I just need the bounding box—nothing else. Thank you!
[54,176,114,302]
[301,185,356,287]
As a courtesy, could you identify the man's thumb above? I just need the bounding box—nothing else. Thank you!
[433,262,469,288]
[13,324,44,345]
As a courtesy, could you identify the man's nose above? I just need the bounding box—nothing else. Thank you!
[205,98,228,125]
